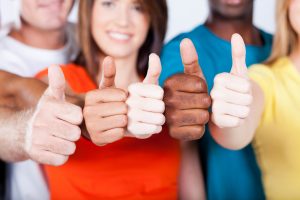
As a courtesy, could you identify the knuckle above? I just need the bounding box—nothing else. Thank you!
[54,156,68,166]
[197,77,207,91]
[120,103,128,114]
[199,111,210,124]
[71,126,81,141]
[202,94,212,107]
[163,77,174,89]
[118,115,128,127]
[214,73,225,84]
[68,142,76,155]
[241,106,250,118]
[168,111,180,125]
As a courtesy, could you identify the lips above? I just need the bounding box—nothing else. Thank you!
[222,0,242,5]
[38,0,63,9]
[108,31,132,41]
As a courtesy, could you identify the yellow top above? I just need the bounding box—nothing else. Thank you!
[249,57,300,200]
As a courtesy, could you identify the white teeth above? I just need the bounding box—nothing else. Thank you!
[109,32,130,41]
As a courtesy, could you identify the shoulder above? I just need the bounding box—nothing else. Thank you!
[257,28,273,49]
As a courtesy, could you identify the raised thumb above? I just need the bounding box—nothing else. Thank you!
[143,53,162,85]
[230,33,248,78]
[46,65,66,101]
[99,56,116,89]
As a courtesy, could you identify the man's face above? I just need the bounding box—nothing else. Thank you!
[208,0,254,19]
[21,0,74,31]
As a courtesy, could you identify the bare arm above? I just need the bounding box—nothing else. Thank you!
[0,70,84,162]
[210,81,265,150]
[209,34,265,150]
[179,141,206,200]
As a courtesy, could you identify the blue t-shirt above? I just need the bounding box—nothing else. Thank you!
[160,25,272,200]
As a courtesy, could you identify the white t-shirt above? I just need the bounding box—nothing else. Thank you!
[0,24,78,200]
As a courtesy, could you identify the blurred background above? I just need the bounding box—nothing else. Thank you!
[2,0,276,41]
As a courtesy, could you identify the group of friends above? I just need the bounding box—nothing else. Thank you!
[0,0,299,199]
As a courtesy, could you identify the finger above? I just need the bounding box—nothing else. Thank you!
[39,136,76,156]
[180,38,205,79]
[211,86,253,106]
[169,125,205,141]
[46,100,83,125]
[99,56,116,89]
[45,65,66,101]
[212,100,250,119]
[84,102,127,118]
[48,120,81,142]
[128,108,165,125]
[92,128,125,146]
[127,121,162,135]
[214,73,251,93]
[211,114,242,128]
[166,109,209,127]
[164,91,211,110]
[86,115,127,133]
[164,74,207,93]
[231,34,248,78]
[31,150,68,166]
[126,95,165,113]
[143,53,162,85]
[85,88,127,105]
[128,83,164,100]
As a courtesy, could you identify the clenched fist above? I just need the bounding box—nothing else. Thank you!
[83,57,128,146]
[164,39,211,141]
[211,34,253,128]
[126,54,165,139]
[25,66,83,166]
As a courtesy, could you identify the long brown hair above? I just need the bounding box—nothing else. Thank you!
[76,0,168,78]
[266,0,298,64]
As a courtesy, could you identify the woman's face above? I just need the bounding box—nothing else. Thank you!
[91,0,150,59]
[289,0,300,37]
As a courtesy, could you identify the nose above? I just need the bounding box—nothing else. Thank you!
[115,6,130,27]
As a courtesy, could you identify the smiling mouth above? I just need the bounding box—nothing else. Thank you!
[38,0,63,10]
[108,31,132,41]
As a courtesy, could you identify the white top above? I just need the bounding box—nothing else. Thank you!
[0,24,78,200]
[0,24,78,77]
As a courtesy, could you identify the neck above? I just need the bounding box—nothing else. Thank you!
[99,54,140,90]
[9,22,66,50]
[205,13,262,46]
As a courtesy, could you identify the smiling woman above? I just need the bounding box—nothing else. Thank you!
[77,0,167,78]
[34,0,180,199]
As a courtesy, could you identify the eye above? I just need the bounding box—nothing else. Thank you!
[132,2,144,13]
[101,0,114,8]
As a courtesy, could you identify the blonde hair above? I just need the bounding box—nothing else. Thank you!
[266,0,298,64]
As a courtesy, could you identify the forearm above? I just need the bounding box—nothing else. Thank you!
[179,141,206,200]
[0,107,32,162]
[210,82,264,150]
[209,117,257,150]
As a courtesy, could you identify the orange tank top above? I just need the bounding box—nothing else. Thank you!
[36,64,180,200]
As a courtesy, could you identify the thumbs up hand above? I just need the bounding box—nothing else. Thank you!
[211,34,253,128]
[126,54,165,138]
[83,57,128,146]
[164,39,211,140]
[25,65,83,166]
